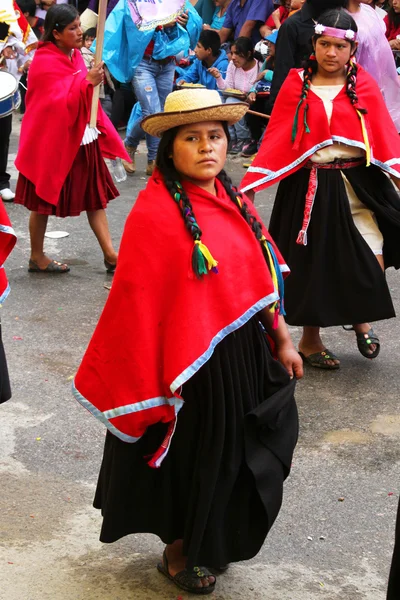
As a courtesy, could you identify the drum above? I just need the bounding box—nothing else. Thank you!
[0,71,21,118]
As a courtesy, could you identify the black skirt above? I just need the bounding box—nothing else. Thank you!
[269,164,400,327]
[93,317,298,569]
[0,324,11,405]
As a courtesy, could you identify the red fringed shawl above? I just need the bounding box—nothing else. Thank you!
[15,42,130,206]
[73,173,289,467]
[241,67,400,194]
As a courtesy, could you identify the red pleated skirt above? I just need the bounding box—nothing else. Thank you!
[14,140,119,218]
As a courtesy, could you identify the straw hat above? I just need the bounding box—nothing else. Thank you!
[141,89,249,138]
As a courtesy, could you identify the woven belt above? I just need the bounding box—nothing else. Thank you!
[297,157,365,246]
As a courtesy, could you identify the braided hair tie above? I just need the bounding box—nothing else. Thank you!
[174,181,218,278]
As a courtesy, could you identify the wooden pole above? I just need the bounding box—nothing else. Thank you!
[89,0,107,128]
[247,109,270,120]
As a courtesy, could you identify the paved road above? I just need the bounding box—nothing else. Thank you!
[0,116,399,600]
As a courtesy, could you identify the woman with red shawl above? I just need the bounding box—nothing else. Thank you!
[241,8,400,369]
[14,4,129,274]
[73,88,302,595]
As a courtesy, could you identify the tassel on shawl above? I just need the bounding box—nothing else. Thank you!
[356,109,371,166]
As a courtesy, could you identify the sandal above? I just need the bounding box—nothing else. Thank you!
[104,259,117,274]
[299,349,340,370]
[356,328,380,359]
[28,259,70,273]
[157,550,216,595]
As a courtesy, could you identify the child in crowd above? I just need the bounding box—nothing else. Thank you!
[243,30,277,159]
[203,0,231,31]
[81,27,96,69]
[260,0,291,38]
[209,36,259,153]
[80,28,114,118]
[176,30,228,90]
[385,0,400,48]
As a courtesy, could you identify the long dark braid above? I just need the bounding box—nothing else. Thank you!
[346,57,367,115]
[292,54,316,147]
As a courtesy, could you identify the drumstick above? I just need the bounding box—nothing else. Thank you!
[89,0,107,128]
[247,109,270,120]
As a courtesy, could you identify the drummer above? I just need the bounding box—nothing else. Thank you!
[0,12,37,202]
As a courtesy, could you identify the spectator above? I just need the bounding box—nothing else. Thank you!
[176,30,229,90]
[267,0,347,113]
[209,36,259,153]
[80,26,96,69]
[17,0,43,38]
[260,0,291,38]
[122,8,202,176]
[203,0,231,31]
[219,0,273,45]
[192,0,216,23]
[243,29,277,158]
[385,0,400,47]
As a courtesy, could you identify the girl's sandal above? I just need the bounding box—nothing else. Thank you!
[157,550,216,595]
[356,328,380,359]
[299,349,340,370]
[28,259,70,273]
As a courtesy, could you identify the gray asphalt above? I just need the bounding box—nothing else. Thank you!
[0,115,399,600]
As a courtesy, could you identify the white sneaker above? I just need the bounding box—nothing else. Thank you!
[0,188,15,201]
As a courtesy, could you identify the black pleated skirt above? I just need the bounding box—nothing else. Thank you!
[93,317,299,569]
[0,324,11,405]
[269,164,400,327]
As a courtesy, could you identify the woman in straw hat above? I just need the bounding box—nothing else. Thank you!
[73,88,302,595]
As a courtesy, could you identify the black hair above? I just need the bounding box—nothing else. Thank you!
[198,29,221,56]
[42,4,79,43]
[387,6,400,30]
[83,27,97,41]
[17,0,36,17]
[155,121,285,304]
[231,36,254,61]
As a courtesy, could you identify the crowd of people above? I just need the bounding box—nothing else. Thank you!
[1,0,400,597]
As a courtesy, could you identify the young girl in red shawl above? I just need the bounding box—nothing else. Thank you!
[73,88,302,595]
[14,4,129,274]
[241,8,400,369]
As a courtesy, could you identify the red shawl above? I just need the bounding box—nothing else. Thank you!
[73,172,289,467]
[241,67,400,194]
[15,42,130,206]
[0,201,16,303]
